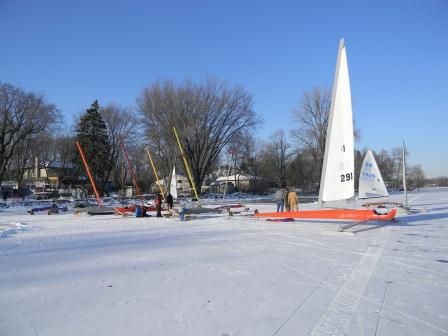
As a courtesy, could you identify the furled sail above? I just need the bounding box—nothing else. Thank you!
[170,166,178,199]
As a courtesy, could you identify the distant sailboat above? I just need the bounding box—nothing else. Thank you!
[170,166,178,199]
[255,39,396,221]
[358,150,389,199]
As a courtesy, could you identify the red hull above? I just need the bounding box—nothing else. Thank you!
[254,208,397,221]
[115,205,157,215]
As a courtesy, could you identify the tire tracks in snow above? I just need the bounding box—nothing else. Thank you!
[308,226,390,336]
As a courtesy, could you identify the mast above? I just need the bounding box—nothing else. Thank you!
[119,139,144,204]
[222,149,237,205]
[222,161,232,205]
[402,140,408,208]
[145,148,166,201]
[172,126,200,203]
[75,141,103,206]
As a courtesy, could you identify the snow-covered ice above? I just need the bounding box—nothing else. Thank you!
[1,189,447,335]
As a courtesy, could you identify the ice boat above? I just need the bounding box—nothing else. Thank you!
[255,39,396,221]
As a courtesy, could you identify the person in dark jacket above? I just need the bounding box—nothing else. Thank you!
[274,187,287,212]
[166,193,174,211]
[155,193,163,217]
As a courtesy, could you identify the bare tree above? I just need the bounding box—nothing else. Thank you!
[285,150,317,192]
[126,143,154,193]
[100,103,137,192]
[222,131,258,189]
[259,130,293,188]
[374,149,395,184]
[137,78,260,191]
[291,87,360,187]
[408,164,425,189]
[428,176,448,187]
[243,140,264,191]
[291,87,331,182]
[0,83,59,185]
[8,132,51,188]
[53,128,77,171]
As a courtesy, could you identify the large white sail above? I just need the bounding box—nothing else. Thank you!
[170,166,178,199]
[318,39,355,204]
[358,150,389,199]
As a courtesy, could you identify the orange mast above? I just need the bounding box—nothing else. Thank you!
[76,141,103,206]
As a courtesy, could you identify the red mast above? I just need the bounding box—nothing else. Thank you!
[119,139,144,204]
[76,141,103,206]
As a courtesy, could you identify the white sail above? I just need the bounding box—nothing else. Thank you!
[358,150,389,199]
[170,166,178,199]
[318,39,354,204]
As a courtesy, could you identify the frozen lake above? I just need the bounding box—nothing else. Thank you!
[0,188,447,335]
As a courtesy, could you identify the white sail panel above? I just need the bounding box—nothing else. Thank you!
[358,150,389,199]
[319,39,355,203]
[170,166,178,199]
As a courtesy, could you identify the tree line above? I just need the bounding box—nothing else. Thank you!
[0,79,439,197]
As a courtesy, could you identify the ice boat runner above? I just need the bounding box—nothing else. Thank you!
[255,39,396,221]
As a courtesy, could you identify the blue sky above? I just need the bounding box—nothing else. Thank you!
[1,0,447,177]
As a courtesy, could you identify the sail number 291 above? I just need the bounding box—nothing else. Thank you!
[340,172,353,182]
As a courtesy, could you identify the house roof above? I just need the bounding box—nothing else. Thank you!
[25,160,75,169]
[216,174,255,182]
[42,161,75,169]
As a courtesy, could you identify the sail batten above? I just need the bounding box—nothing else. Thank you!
[318,39,354,205]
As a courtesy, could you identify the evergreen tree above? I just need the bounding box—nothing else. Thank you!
[76,100,110,196]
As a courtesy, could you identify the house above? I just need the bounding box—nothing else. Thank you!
[208,173,263,193]
[23,157,78,196]
[152,173,191,195]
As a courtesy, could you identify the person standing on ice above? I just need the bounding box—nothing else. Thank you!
[287,189,299,212]
[274,187,287,212]
[284,188,291,211]
[166,193,174,211]
[155,193,163,217]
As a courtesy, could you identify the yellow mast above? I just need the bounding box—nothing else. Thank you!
[145,148,165,201]
[172,126,200,202]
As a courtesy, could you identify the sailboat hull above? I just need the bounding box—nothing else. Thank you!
[114,205,157,215]
[254,208,397,221]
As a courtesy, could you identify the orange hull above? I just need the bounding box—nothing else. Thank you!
[254,208,397,221]
[115,205,157,215]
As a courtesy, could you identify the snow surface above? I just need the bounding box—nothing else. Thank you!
[1,189,447,335]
